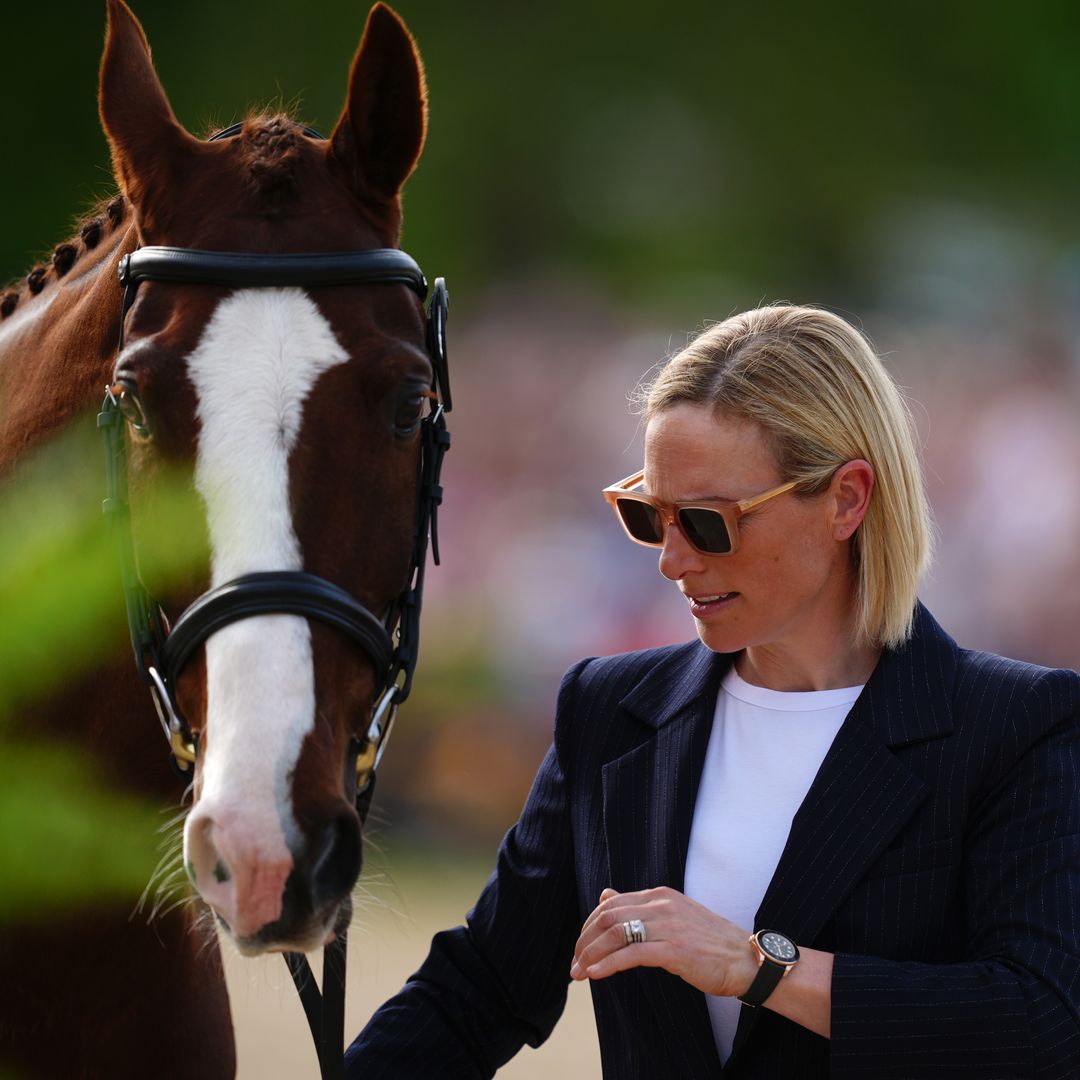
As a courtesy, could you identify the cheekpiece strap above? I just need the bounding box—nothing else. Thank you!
[97,390,167,680]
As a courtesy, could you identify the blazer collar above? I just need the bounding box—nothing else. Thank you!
[617,637,728,731]
[859,601,957,746]
[618,601,957,743]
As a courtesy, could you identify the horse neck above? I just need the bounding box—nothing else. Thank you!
[0,217,135,473]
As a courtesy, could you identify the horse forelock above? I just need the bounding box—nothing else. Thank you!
[223,111,404,240]
[234,114,304,204]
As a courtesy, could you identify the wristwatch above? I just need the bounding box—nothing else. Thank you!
[737,929,800,1007]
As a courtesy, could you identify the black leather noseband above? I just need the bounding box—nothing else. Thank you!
[161,572,395,689]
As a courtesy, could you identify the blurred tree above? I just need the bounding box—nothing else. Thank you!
[2,0,1077,316]
[0,423,204,920]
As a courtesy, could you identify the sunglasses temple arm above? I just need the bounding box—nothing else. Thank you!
[736,480,798,514]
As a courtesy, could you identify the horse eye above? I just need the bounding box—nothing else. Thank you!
[393,392,428,435]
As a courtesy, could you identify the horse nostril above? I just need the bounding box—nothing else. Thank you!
[310,811,362,909]
[184,812,234,897]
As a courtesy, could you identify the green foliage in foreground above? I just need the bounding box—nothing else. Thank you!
[0,420,207,722]
[0,741,172,922]
[0,421,202,921]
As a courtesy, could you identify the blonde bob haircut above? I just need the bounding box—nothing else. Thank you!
[635,304,932,650]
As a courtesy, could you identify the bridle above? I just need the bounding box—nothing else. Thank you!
[99,246,449,800]
[96,123,451,1080]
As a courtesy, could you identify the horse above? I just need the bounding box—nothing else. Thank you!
[0,2,449,1076]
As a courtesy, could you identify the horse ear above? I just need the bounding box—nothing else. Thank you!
[330,3,428,201]
[98,0,199,208]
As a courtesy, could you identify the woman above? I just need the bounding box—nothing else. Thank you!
[345,305,1080,1078]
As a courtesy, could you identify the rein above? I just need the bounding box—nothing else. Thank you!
[97,131,451,1078]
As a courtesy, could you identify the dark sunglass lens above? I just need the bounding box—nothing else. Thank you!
[679,508,732,554]
[616,499,664,544]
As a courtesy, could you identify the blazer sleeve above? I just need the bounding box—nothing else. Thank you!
[829,666,1080,1079]
[343,659,591,1079]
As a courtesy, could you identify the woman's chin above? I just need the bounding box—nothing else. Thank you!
[693,619,750,657]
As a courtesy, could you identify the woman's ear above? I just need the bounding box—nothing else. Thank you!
[830,459,874,541]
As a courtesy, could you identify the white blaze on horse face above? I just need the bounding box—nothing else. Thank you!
[182,287,348,938]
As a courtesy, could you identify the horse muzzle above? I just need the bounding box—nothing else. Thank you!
[184,799,361,952]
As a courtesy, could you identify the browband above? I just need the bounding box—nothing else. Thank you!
[208,121,325,143]
[119,247,428,298]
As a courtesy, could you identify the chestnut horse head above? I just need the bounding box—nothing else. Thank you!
[89,0,444,955]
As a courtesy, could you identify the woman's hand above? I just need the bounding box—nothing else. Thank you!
[570,886,759,997]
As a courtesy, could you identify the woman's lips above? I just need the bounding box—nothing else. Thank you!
[686,592,739,617]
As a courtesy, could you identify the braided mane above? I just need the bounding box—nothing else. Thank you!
[1,195,128,320]
[1,109,309,320]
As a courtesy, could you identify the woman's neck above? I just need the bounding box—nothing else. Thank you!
[735,638,881,693]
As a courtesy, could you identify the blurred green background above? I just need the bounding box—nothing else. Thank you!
[5,2,1079,315]
[3,0,1080,967]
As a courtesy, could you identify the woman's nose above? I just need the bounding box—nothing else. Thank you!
[657,518,707,581]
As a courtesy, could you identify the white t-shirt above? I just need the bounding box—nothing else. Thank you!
[682,666,862,1064]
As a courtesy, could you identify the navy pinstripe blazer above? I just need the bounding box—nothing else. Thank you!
[345,604,1080,1077]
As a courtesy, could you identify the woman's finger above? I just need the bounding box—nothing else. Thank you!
[572,904,662,976]
[582,941,670,981]
[572,917,641,976]
[575,890,643,949]
[578,886,665,942]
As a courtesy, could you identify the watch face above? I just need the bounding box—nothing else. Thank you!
[759,931,798,963]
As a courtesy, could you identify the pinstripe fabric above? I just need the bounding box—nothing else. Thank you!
[344,604,1080,1078]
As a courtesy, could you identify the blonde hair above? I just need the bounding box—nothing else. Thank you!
[636,304,932,649]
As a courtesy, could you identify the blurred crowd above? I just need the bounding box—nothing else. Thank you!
[376,293,1080,846]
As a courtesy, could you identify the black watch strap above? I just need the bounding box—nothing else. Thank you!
[737,954,786,1007]
[737,930,798,1008]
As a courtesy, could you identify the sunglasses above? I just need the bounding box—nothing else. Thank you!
[602,470,798,556]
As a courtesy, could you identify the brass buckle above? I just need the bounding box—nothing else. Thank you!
[146,666,196,771]
[356,678,403,791]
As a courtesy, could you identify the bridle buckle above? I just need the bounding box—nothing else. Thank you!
[356,676,404,792]
[146,665,196,771]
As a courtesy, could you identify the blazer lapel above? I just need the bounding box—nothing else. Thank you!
[728,603,958,1061]
[602,641,729,1072]
[603,640,728,895]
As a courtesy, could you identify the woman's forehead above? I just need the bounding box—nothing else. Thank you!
[643,404,777,489]
[643,406,773,464]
